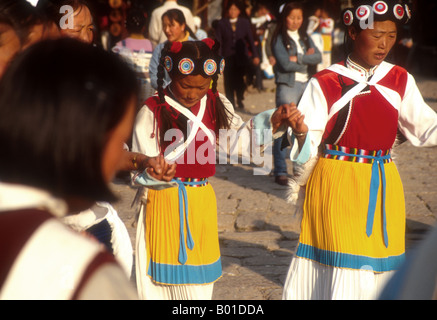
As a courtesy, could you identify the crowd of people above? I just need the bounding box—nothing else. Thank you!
[1,0,437,301]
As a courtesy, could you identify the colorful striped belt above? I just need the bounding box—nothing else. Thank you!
[323,144,392,248]
[173,177,208,265]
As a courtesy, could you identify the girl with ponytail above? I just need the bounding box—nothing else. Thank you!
[131,38,299,300]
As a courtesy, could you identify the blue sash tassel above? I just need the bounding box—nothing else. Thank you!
[173,179,207,264]
[323,149,391,248]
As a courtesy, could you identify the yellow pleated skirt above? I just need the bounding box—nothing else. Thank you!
[296,157,406,272]
[144,183,222,285]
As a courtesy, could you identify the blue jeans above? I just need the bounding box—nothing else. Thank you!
[273,81,307,176]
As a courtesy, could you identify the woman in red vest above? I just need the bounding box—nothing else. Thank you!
[282,0,437,300]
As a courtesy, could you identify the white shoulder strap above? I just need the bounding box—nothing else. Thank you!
[163,95,215,162]
[326,62,401,121]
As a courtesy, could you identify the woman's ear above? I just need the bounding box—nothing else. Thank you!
[348,26,358,41]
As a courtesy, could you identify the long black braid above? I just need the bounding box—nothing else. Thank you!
[156,41,186,145]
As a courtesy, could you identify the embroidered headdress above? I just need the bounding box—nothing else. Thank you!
[342,0,411,29]
[162,38,225,77]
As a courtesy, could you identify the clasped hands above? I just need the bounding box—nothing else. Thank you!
[120,151,176,182]
[144,155,177,182]
[271,102,308,137]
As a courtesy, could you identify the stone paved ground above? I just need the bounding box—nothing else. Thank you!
[110,75,437,300]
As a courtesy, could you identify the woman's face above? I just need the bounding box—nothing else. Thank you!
[162,16,186,42]
[286,9,303,31]
[0,23,21,78]
[170,74,211,108]
[60,5,94,44]
[349,20,397,69]
[101,97,136,183]
[228,4,241,19]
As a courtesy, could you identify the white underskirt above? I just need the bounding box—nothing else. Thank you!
[282,257,395,300]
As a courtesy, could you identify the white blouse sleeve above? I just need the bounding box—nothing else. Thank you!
[131,104,160,157]
[218,93,288,146]
[288,77,328,163]
[398,73,437,147]
[218,93,245,130]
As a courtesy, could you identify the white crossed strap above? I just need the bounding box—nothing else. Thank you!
[326,62,402,122]
[163,95,216,162]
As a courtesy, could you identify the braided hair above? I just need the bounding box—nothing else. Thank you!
[155,39,232,145]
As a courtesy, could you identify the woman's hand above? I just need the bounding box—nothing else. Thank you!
[146,155,177,182]
[286,103,308,135]
[271,104,291,133]
[272,103,308,135]
[306,48,315,55]
[289,55,297,62]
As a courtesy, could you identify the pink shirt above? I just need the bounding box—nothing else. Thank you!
[114,37,153,53]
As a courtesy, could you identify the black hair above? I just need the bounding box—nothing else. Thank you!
[156,40,231,145]
[0,38,138,203]
[223,0,248,19]
[0,0,43,46]
[125,7,146,34]
[271,2,311,55]
[161,8,197,40]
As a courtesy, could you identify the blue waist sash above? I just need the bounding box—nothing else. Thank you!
[323,147,392,248]
[173,178,208,265]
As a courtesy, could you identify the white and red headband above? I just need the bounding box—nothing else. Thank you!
[343,1,411,28]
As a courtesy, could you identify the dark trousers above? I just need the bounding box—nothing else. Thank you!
[223,55,246,108]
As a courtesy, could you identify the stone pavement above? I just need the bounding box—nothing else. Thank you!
[109,76,437,300]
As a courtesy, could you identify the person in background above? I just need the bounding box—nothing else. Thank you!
[252,2,275,82]
[113,7,154,109]
[0,38,140,299]
[149,8,197,90]
[215,0,260,109]
[270,1,321,186]
[249,2,273,92]
[193,15,207,40]
[306,4,324,77]
[36,0,95,44]
[319,8,334,70]
[148,0,195,46]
